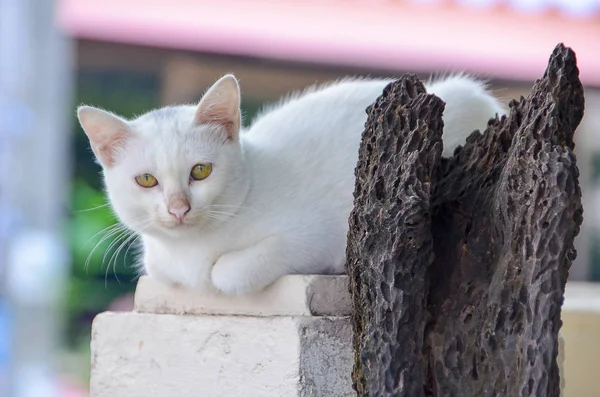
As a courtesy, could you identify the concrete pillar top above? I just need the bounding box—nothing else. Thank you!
[134,275,352,317]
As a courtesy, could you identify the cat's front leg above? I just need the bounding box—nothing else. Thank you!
[211,236,292,295]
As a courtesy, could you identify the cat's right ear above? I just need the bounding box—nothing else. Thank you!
[77,106,131,168]
[194,74,241,141]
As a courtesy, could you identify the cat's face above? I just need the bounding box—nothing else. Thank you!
[78,75,247,237]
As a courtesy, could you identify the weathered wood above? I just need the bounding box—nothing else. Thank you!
[346,76,444,396]
[347,43,584,397]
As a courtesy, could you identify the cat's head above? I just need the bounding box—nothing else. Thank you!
[78,74,249,237]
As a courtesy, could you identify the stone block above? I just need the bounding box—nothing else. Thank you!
[90,275,354,397]
[134,275,352,317]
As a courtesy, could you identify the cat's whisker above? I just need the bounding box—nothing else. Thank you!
[101,229,130,265]
[206,210,238,217]
[102,219,156,285]
[74,202,111,213]
[204,211,239,225]
[82,215,154,283]
[109,233,136,284]
[102,230,131,286]
[82,222,125,252]
[107,231,139,285]
[204,203,262,215]
[84,224,129,272]
[124,234,141,264]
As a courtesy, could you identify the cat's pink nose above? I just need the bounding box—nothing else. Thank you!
[168,205,190,222]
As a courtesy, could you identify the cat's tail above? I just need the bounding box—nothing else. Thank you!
[426,74,506,156]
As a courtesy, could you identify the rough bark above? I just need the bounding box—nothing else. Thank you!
[346,43,584,397]
[346,76,444,396]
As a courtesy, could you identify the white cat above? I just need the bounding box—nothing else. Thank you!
[78,74,505,295]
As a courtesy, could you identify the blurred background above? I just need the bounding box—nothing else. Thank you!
[0,0,599,395]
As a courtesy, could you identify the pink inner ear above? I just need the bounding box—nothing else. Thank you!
[93,130,127,167]
[196,106,240,141]
[196,104,237,125]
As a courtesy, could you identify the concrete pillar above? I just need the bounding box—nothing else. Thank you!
[90,275,355,397]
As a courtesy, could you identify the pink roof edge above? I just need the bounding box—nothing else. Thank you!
[56,0,600,85]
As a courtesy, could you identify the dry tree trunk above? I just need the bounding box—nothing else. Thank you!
[346,44,585,397]
[346,76,443,396]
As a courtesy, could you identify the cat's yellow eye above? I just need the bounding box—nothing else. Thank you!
[190,163,213,181]
[135,173,158,188]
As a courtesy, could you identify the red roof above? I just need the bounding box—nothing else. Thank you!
[57,0,600,85]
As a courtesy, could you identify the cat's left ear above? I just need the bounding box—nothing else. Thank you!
[194,74,241,141]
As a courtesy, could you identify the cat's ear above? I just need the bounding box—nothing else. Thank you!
[77,106,131,168]
[194,74,241,141]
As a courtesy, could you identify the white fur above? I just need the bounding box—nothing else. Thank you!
[78,74,505,295]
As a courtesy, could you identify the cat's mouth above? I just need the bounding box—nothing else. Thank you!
[161,219,196,231]
[156,214,211,232]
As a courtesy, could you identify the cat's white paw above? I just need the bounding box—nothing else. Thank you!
[211,254,254,295]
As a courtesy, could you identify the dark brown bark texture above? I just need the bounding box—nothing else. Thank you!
[346,43,584,397]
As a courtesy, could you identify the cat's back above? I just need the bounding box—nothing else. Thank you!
[240,78,391,220]
[245,78,391,146]
[237,79,392,265]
